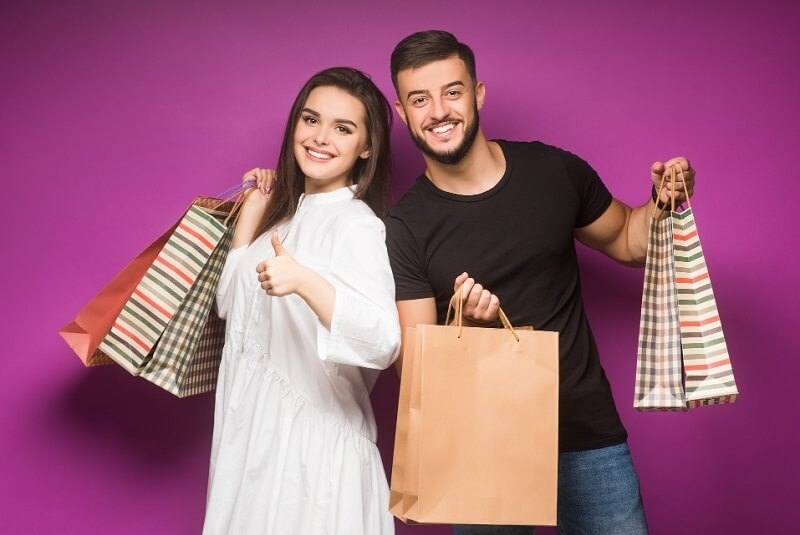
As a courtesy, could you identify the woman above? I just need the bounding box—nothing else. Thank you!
[203,67,400,534]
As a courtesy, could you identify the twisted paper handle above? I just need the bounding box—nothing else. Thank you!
[653,164,691,218]
[446,290,519,341]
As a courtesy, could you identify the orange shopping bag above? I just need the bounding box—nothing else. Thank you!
[390,297,559,526]
[58,225,178,366]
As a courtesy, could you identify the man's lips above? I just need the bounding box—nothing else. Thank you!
[426,121,459,138]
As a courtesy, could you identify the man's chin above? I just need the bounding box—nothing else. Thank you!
[427,148,467,166]
[413,138,460,164]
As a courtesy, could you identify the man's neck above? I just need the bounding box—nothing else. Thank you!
[423,132,506,195]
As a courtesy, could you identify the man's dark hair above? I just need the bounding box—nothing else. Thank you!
[390,30,477,92]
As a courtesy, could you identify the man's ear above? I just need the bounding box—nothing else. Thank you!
[475,81,486,111]
[394,100,409,125]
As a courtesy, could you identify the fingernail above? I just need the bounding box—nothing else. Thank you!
[265,186,272,194]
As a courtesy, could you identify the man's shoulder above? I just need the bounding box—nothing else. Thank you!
[496,139,572,158]
[497,139,591,175]
[386,176,432,217]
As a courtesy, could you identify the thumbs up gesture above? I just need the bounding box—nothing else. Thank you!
[271,231,287,257]
[256,232,305,297]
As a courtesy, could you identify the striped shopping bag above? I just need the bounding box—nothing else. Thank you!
[137,225,232,397]
[672,203,738,407]
[98,200,230,374]
[60,181,253,395]
[634,213,687,410]
[634,165,738,410]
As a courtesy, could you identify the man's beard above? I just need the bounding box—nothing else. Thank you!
[408,104,480,166]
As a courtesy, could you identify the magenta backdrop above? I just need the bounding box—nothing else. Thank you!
[2,0,797,533]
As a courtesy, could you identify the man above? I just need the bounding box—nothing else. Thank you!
[384,29,694,534]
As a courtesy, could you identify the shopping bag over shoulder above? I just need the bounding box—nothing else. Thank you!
[59,221,182,366]
[390,297,559,526]
[137,224,233,397]
[98,199,230,374]
[60,182,250,392]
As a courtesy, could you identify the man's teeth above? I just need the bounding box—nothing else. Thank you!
[432,123,455,134]
[308,149,332,159]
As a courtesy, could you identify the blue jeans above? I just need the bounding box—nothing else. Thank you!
[452,442,648,535]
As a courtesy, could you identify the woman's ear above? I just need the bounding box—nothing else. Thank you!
[360,147,371,159]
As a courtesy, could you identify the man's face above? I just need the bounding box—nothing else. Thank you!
[394,55,485,165]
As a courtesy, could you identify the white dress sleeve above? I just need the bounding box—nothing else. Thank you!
[315,214,401,370]
[215,245,247,320]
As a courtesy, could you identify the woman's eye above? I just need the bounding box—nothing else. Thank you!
[336,125,352,135]
[302,115,318,125]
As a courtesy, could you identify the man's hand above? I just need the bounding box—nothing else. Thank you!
[453,271,500,325]
[651,157,695,207]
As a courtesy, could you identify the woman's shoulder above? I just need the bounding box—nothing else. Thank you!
[319,196,382,228]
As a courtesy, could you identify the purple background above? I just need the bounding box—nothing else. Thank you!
[2,1,797,533]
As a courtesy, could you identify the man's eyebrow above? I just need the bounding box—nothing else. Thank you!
[442,81,466,90]
[405,81,466,101]
[300,107,358,128]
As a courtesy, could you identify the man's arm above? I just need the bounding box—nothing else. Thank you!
[394,297,438,376]
[574,157,695,266]
[573,197,651,267]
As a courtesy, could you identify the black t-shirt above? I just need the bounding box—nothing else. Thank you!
[384,140,627,452]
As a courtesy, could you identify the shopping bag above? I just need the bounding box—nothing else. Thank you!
[60,181,250,384]
[136,225,232,397]
[634,212,687,410]
[59,222,183,367]
[388,326,422,523]
[670,169,738,407]
[390,297,559,526]
[634,166,738,410]
[97,199,232,374]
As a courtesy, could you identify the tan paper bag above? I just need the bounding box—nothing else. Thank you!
[390,302,559,526]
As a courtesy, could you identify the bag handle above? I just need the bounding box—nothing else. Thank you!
[207,179,259,227]
[215,179,256,200]
[652,164,692,218]
[445,291,520,342]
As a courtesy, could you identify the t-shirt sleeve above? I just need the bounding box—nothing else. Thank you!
[315,214,401,370]
[384,211,435,301]
[563,150,613,228]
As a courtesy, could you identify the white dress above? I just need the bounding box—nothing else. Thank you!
[203,186,400,535]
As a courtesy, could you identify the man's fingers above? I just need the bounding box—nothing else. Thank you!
[454,272,469,293]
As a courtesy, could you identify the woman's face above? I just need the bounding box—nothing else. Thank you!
[293,86,371,194]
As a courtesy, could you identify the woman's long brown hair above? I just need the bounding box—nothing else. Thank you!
[252,67,393,242]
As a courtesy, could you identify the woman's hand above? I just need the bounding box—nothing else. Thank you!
[256,232,308,297]
[241,167,277,207]
[231,167,277,248]
[256,232,337,328]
